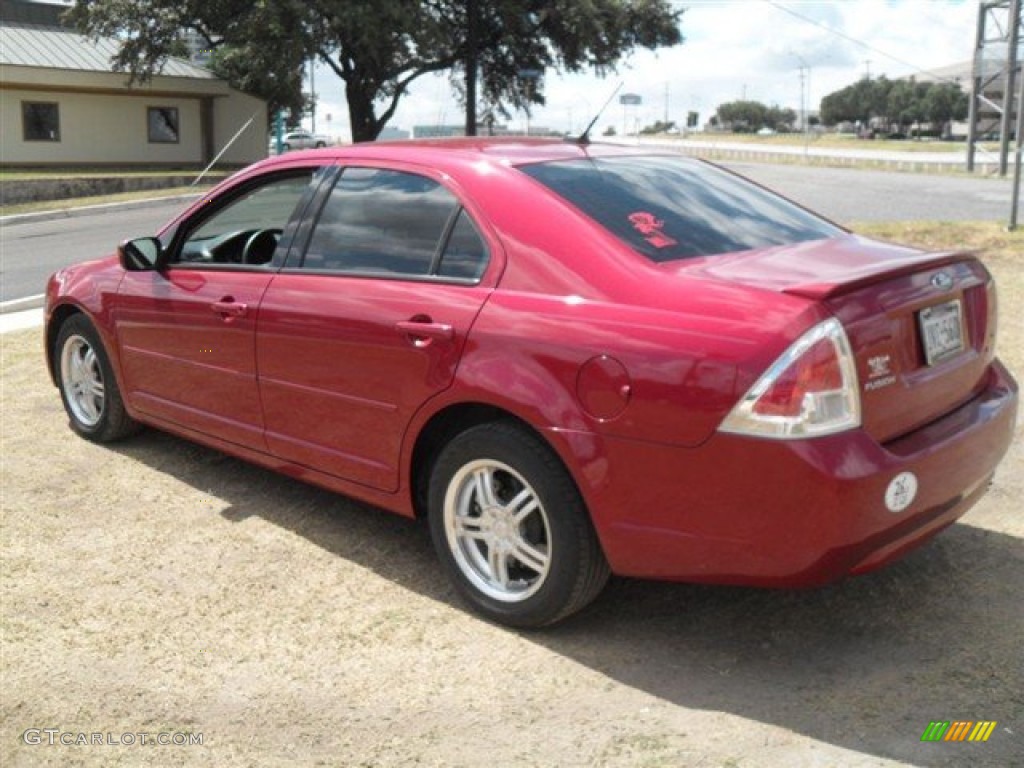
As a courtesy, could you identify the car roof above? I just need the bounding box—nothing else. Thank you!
[255,137,653,172]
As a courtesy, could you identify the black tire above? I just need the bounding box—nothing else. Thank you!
[315,141,326,148]
[428,422,609,628]
[55,314,139,442]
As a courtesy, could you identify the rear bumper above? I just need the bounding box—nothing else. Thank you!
[586,359,1018,585]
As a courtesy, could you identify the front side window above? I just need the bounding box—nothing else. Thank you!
[148,107,180,143]
[175,172,315,266]
[302,167,486,279]
[22,102,60,142]
[520,156,842,262]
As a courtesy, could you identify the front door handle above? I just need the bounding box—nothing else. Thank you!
[211,299,247,318]
[395,319,454,347]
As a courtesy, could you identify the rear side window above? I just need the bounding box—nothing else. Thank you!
[519,156,841,262]
[438,209,488,280]
[304,167,476,277]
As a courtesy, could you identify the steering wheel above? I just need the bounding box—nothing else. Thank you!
[241,228,282,265]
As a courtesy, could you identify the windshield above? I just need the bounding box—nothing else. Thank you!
[519,155,842,262]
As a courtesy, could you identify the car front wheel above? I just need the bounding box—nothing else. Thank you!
[56,314,138,442]
[428,422,609,627]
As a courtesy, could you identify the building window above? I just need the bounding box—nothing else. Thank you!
[22,102,60,142]
[148,107,180,143]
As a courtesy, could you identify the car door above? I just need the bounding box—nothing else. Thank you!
[114,168,321,450]
[257,165,494,491]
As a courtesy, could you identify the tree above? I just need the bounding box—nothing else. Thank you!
[714,100,793,132]
[715,100,766,132]
[923,82,969,136]
[820,75,967,135]
[640,120,676,135]
[69,0,683,143]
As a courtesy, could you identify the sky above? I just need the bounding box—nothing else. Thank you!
[37,0,981,139]
[304,0,978,140]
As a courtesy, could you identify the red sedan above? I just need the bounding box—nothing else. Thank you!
[45,139,1018,627]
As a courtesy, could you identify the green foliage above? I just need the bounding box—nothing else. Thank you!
[69,0,683,143]
[68,0,313,125]
[820,76,967,135]
[714,101,795,132]
[639,120,676,135]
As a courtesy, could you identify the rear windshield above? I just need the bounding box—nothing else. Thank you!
[519,155,842,262]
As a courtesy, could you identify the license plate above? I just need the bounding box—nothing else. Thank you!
[918,299,964,366]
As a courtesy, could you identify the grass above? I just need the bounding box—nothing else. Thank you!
[0,168,231,180]
[851,220,1024,259]
[851,220,1023,376]
[670,133,996,155]
[0,218,1020,768]
[1,186,209,216]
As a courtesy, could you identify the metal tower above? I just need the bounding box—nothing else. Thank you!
[966,0,1022,175]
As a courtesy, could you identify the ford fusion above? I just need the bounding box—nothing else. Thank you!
[45,139,1018,627]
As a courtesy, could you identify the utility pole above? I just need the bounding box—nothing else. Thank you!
[864,59,871,80]
[797,66,807,132]
[664,81,670,126]
[465,0,479,136]
[309,57,316,134]
[790,51,811,136]
[1011,50,1023,229]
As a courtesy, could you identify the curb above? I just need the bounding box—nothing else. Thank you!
[0,294,45,315]
[0,307,44,334]
[0,193,202,228]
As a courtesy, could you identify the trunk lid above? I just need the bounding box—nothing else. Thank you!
[687,235,997,443]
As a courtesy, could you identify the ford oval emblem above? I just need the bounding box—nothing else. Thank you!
[931,271,954,290]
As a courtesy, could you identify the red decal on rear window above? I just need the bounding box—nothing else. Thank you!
[628,211,678,248]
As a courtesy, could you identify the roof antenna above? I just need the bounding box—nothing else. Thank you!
[572,81,623,146]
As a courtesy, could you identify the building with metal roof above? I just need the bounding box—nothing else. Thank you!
[0,0,266,166]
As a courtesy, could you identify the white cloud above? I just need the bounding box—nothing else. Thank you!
[303,0,978,141]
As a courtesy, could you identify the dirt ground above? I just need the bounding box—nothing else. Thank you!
[1,255,1021,767]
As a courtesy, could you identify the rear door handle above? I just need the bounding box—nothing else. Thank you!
[211,300,247,318]
[395,319,454,346]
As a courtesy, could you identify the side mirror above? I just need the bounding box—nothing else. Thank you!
[118,237,161,271]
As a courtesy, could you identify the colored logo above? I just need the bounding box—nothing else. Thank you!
[921,721,997,742]
[627,211,678,249]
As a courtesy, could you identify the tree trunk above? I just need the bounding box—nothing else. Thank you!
[465,0,478,136]
[346,81,381,143]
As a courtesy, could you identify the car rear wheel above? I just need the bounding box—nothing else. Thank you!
[56,315,138,442]
[428,422,609,627]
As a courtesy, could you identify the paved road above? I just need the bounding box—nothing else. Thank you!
[725,162,1015,224]
[1,165,1016,305]
[0,201,186,305]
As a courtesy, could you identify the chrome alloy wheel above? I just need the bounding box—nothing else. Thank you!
[443,459,552,602]
[60,334,105,428]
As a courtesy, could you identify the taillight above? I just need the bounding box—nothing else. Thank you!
[720,318,861,439]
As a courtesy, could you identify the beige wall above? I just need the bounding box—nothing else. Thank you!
[211,90,268,166]
[0,66,267,166]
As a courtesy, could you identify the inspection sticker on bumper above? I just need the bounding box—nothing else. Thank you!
[919,299,964,366]
[885,472,918,513]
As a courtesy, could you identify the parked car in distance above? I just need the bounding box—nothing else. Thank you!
[269,130,331,153]
[45,139,1018,627]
